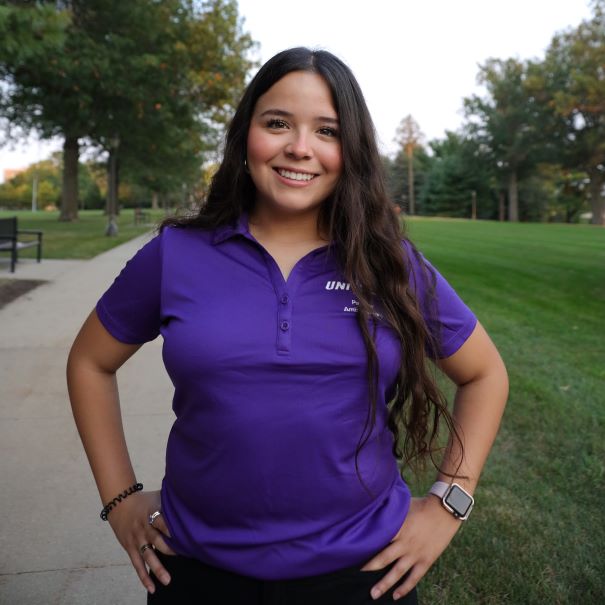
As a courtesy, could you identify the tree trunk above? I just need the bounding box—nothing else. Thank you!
[588,169,604,226]
[105,148,119,236]
[498,191,505,221]
[59,136,79,221]
[151,191,159,210]
[115,157,121,216]
[508,171,519,222]
[407,148,415,215]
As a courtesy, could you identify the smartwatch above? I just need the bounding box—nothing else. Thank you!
[429,481,474,521]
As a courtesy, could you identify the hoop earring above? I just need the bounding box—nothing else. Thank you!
[244,158,250,174]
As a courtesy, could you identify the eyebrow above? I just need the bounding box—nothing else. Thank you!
[259,108,339,124]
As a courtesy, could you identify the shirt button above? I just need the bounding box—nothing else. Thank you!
[280,320,290,331]
[280,294,289,305]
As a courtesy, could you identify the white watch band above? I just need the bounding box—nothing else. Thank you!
[429,481,451,499]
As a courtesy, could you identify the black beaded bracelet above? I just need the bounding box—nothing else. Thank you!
[100,482,144,521]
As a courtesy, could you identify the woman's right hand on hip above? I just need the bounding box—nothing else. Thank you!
[107,489,176,594]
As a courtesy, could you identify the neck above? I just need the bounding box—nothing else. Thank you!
[248,205,328,244]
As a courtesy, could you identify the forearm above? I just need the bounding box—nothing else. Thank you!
[363,356,508,599]
[361,328,507,599]
[67,344,175,594]
[437,355,508,494]
[67,355,138,504]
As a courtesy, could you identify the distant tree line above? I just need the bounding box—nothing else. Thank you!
[2,2,603,226]
[0,151,198,211]
[385,0,605,225]
[0,0,256,224]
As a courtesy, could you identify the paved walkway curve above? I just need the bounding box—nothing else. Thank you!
[0,234,174,604]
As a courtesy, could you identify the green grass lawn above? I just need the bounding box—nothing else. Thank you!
[404,218,605,604]
[0,208,168,259]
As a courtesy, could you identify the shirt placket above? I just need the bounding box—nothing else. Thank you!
[276,289,292,354]
[265,258,303,356]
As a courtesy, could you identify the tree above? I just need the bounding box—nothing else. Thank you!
[112,0,256,212]
[385,145,431,214]
[0,2,107,221]
[394,115,423,214]
[420,132,497,219]
[530,1,605,225]
[0,159,60,210]
[0,152,102,210]
[514,164,588,223]
[0,4,68,126]
[85,0,256,232]
[464,58,542,221]
[0,0,256,226]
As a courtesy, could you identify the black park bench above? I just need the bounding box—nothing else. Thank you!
[0,217,43,273]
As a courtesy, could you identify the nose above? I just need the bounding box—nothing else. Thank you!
[285,129,312,159]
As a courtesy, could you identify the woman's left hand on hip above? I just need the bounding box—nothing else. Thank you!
[361,496,462,601]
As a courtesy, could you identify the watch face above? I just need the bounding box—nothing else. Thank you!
[445,485,473,517]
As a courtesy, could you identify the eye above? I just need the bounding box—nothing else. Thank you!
[266,118,288,129]
[318,126,339,138]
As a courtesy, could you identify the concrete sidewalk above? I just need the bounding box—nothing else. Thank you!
[0,234,175,604]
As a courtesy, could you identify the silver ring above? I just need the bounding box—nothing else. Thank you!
[139,543,153,556]
[148,511,162,527]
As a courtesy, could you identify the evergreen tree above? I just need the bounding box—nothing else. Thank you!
[421,132,497,219]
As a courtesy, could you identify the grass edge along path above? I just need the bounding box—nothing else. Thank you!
[0,208,167,260]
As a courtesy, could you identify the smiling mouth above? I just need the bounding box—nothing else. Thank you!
[274,168,318,182]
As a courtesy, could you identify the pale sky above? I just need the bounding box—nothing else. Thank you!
[0,0,593,182]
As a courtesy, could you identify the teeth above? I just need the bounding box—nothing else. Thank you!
[277,169,315,181]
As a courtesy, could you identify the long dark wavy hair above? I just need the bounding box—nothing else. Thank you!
[161,47,462,484]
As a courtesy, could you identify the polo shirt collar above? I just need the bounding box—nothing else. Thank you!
[211,211,336,261]
[212,212,251,245]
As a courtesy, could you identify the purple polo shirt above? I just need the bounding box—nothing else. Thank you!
[96,213,477,580]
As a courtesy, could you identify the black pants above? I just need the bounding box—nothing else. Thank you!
[148,550,418,605]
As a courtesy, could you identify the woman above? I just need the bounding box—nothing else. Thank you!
[67,48,508,604]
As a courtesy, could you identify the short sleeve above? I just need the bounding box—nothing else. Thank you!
[95,234,162,344]
[403,240,477,359]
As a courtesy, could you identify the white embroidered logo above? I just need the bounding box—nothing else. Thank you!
[325,281,358,312]
[325,281,351,291]
[324,281,381,317]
